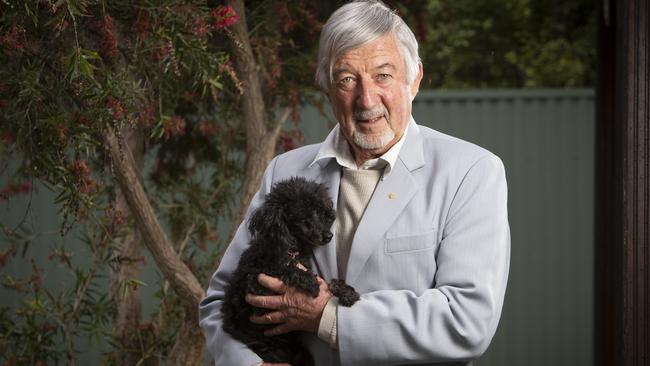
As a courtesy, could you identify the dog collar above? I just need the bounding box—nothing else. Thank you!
[287,249,299,259]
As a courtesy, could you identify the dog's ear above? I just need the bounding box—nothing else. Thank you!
[248,203,287,240]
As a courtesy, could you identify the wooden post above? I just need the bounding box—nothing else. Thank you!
[596,0,650,365]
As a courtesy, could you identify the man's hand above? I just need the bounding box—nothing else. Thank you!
[246,273,332,336]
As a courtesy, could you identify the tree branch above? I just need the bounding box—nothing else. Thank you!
[225,0,284,238]
[269,106,292,141]
[104,128,204,307]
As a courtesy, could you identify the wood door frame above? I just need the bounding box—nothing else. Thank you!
[596,0,649,365]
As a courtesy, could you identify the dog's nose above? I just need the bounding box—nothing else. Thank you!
[323,231,333,243]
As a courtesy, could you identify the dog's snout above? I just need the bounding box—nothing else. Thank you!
[323,231,333,243]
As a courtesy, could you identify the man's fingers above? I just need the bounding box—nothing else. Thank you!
[250,311,284,324]
[245,294,282,310]
[264,322,294,336]
[258,273,287,293]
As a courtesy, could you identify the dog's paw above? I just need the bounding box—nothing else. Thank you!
[283,268,320,297]
[329,279,360,307]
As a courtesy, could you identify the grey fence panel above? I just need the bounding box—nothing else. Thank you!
[414,89,594,366]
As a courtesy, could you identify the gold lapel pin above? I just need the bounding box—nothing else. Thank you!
[388,192,396,200]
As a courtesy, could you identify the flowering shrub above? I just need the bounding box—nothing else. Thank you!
[0,0,332,364]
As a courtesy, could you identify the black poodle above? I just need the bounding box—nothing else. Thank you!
[222,177,360,365]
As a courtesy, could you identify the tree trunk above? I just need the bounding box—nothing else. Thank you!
[110,126,148,365]
[166,306,206,366]
[104,128,205,366]
[226,0,287,237]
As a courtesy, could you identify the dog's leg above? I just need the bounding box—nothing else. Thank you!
[281,266,320,297]
[329,279,360,307]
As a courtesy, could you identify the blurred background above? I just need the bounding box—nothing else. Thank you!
[0,0,595,364]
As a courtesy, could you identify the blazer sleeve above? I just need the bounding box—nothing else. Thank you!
[198,157,279,366]
[337,154,510,365]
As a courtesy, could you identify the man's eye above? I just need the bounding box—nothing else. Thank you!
[337,76,355,88]
[377,73,392,81]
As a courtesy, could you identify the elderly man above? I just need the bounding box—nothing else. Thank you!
[199,1,510,365]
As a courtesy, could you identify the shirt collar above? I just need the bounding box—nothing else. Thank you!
[311,117,413,175]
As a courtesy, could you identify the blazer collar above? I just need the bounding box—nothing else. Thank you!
[310,116,425,173]
[398,117,426,173]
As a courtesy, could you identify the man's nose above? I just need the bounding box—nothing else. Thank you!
[355,78,379,109]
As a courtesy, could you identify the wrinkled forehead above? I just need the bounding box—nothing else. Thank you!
[334,34,402,65]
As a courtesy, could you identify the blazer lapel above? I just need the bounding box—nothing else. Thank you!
[345,121,426,285]
[310,159,341,282]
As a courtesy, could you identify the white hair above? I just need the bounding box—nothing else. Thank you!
[315,0,421,90]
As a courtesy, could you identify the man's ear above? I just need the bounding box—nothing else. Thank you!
[410,62,424,100]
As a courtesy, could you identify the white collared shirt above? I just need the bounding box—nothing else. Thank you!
[311,116,414,175]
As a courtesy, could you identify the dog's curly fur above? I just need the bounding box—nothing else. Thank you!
[221,177,360,365]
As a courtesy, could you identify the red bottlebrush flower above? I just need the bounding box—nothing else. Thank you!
[259,41,282,91]
[73,159,96,195]
[29,262,43,293]
[133,10,150,42]
[74,159,90,177]
[219,60,244,94]
[0,182,32,200]
[1,184,15,198]
[1,25,26,52]
[0,131,16,143]
[164,116,186,139]
[198,120,219,138]
[279,134,296,151]
[302,8,323,34]
[47,249,71,264]
[112,208,126,226]
[79,116,91,127]
[100,15,118,60]
[78,179,96,195]
[207,230,219,242]
[18,182,32,194]
[0,245,16,269]
[210,5,239,29]
[273,2,294,33]
[55,124,69,140]
[105,96,126,121]
[138,321,156,332]
[137,103,156,127]
[192,17,210,38]
[152,43,169,61]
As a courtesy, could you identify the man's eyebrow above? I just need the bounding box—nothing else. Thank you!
[333,62,396,76]
[332,67,352,77]
[374,62,397,71]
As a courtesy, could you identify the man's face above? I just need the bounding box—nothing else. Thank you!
[328,34,422,163]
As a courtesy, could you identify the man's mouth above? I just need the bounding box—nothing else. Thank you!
[356,116,384,124]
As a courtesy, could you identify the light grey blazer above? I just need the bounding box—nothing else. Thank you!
[199,121,510,366]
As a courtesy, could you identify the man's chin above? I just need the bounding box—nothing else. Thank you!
[352,131,395,151]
